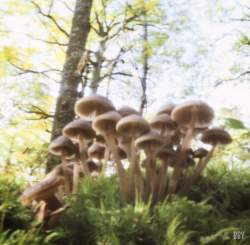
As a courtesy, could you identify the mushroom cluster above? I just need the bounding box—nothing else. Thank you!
[21,95,232,214]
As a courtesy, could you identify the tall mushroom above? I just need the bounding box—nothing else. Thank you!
[75,94,115,119]
[49,136,76,194]
[156,148,176,201]
[93,110,130,202]
[168,101,214,195]
[135,130,164,202]
[116,114,150,201]
[179,127,232,195]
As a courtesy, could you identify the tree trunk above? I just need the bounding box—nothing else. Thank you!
[47,0,93,171]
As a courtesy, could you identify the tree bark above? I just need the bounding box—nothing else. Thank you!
[47,0,93,171]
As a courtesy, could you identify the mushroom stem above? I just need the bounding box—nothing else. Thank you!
[144,151,157,202]
[61,153,71,195]
[72,163,80,194]
[102,147,109,175]
[78,134,90,176]
[157,159,169,201]
[104,133,129,202]
[179,144,217,195]
[130,136,144,201]
[167,115,196,196]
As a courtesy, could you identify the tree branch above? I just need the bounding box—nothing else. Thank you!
[31,1,69,38]
[214,70,250,87]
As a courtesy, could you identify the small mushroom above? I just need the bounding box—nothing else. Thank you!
[179,127,232,195]
[49,136,76,194]
[75,94,115,119]
[193,148,208,159]
[150,113,177,135]
[156,148,176,201]
[116,115,150,201]
[21,174,64,205]
[88,143,105,160]
[93,110,129,202]
[156,102,176,115]
[63,119,95,175]
[117,106,140,117]
[135,130,164,201]
[63,119,95,193]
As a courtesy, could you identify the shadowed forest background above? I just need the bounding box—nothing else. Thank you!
[0,0,250,244]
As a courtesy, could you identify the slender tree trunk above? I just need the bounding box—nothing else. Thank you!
[139,13,149,115]
[89,38,106,94]
[47,0,93,171]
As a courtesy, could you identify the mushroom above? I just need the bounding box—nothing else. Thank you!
[21,174,64,205]
[75,94,115,119]
[49,136,76,194]
[179,127,232,195]
[88,143,105,160]
[93,110,129,202]
[135,130,164,201]
[156,102,176,115]
[171,101,214,149]
[117,106,140,117]
[156,148,176,201]
[150,114,177,136]
[116,114,150,201]
[168,101,214,196]
[63,119,95,193]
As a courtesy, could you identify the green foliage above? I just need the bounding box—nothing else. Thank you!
[0,175,31,231]
[0,229,60,245]
[59,168,250,245]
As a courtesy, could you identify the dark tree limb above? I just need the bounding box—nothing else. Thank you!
[48,0,93,171]
[31,1,69,38]
[214,70,250,87]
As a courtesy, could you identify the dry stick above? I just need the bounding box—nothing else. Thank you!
[72,163,80,194]
[179,144,217,195]
[78,134,90,176]
[104,134,129,202]
[131,136,144,201]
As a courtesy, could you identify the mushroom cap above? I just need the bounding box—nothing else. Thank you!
[186,156,195,167]
[87,160,100,172]
[150,113,177,131]
[63,119,95,141]
[156,148,176,162]
[157,102,176,115]
[117,106,140,117]
[110,146,127,160]
[193,148,208,158]
[21,175,64,205]
[116,114,150,137]
[93,110,121,135]
[49,136,76,157]
[75,94,115,118]
[88,143,105,160]
[135,130,164,151]
[201,127,232,145]
[171,100,214,128]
